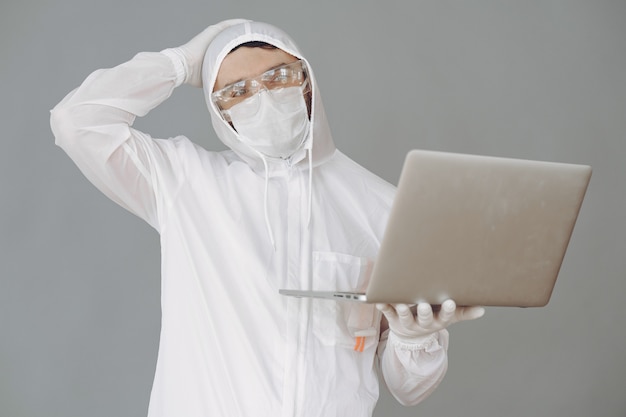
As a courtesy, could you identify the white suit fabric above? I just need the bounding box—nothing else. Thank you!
[50,21,449,417]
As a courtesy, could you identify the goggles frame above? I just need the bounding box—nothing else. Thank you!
[212,59,310,116]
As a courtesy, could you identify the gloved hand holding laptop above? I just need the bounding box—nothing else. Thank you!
[377,300,485,346]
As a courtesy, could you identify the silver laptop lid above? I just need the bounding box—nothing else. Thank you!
[365,150,591,307]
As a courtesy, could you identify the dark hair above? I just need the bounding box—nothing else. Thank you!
[229,41,277,54]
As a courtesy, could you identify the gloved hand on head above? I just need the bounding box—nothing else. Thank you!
[163,19,249,87]
[377,300,485,346]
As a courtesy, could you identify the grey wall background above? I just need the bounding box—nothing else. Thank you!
[1,0,624,416]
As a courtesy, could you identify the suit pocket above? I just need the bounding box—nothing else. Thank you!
[311,251,379,349]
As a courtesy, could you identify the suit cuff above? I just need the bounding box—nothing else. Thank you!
[160,48,187,87]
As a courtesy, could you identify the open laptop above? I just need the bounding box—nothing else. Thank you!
[279,149,592,307]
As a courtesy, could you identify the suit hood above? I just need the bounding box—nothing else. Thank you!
[202,20,336,174]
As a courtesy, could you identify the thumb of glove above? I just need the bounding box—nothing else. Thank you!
[178,18,250,87]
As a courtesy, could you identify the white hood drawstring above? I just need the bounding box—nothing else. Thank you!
[261,158,276,251]
[254,149,276,251]
[306,143,313,229]
[254,144,313,252]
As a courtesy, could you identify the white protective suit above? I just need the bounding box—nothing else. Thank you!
[50,21,449,417]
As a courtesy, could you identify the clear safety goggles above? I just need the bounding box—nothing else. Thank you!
[212,59,310,119]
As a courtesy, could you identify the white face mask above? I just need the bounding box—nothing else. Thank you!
[227,86,310,159]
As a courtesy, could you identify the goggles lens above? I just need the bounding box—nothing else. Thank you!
[212,59,309,112]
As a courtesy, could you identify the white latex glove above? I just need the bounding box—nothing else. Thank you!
[164,19,249,87]
[377,300,485,345]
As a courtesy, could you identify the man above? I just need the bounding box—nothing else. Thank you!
[50,19,484,417]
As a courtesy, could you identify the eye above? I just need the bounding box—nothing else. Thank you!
[228,81,248,98]
[274,68,290,83]
[259,69,278,83]
[266,69,295,89]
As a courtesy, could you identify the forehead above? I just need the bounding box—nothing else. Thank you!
[214,47,299,91]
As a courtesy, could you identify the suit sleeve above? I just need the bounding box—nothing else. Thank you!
[50,51,187,229]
